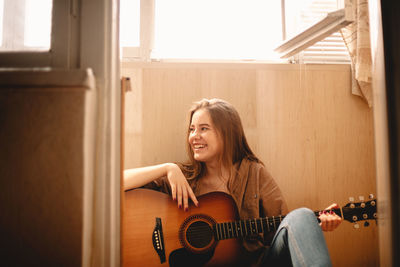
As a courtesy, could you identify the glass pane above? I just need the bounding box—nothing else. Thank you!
[285,0,339,39]
[120,0,140,47]
[153,0,282,60]
[24,0,52,48]
[0,0,52,51]
[0,0,3,46]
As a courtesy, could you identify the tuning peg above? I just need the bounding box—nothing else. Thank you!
[364,221,370,227]
[353,223,360,229]
[349,197,355,208]
[369,193,374,199]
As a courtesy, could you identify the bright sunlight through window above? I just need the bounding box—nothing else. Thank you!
[24,0,52,48]
[0,0,52,51]
[0,0,3,46]
[153,0,282,60]
[120,0,140,47]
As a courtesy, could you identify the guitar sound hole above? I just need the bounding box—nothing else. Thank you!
[186,221,213,249]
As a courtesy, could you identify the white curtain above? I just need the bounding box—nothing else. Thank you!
[340,0,373,107]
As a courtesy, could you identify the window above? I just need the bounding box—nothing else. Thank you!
[120,0,140,48]
[0,0,78,68]
[0,0,52,51]
[277,0,352,63]
[120,0,351,63]
[152,0,282,60]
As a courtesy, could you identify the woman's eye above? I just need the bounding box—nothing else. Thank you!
[201,127,208,131]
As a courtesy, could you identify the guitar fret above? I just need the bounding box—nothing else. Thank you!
[260,218,265,233]
[222,223,226,239]
[234,221,238,237]
[254,219,258,233]
[248,220,253,234]
[266,217,270,232]
[228,222,233,238]
[270,217,274,231]
[217,224,222,240]
[273,216,276,231]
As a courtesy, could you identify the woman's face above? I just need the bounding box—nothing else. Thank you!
[188,109,223,164]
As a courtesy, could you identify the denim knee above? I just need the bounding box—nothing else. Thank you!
[285,207,316,224]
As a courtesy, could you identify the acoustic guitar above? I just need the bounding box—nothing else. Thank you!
[123,189,377,267]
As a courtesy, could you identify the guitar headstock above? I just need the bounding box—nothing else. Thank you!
[342,194,377,228]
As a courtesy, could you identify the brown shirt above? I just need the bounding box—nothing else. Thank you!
[143,158,288,252]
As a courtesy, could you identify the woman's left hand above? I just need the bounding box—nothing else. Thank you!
[319,203,342,231]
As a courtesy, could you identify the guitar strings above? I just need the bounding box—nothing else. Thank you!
[185,209,340,237]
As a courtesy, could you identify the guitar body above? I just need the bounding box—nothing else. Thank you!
[123,189,244,267]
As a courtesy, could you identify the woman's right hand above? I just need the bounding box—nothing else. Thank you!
[166,163,199,211]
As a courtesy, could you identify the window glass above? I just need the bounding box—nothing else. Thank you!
[285,0,338,39]
[24,0,52,48]
[0,0,52,51]
[153,0,282,60]
[120,0,140,47]
[0,0,4,46]
[0,0,4,47]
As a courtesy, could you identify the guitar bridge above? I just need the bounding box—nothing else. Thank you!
[152,217,166,263]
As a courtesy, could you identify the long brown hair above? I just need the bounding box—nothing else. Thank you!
[180,98,261,187]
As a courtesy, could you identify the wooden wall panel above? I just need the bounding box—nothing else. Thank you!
[257,67,378,266]
[121,62,378,266]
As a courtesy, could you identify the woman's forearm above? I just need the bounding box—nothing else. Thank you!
[123,163,176,190]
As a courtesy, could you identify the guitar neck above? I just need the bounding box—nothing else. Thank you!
[214,208,342,241]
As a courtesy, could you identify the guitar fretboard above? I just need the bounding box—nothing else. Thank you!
[214,216,284,240]
[214,208,342,241]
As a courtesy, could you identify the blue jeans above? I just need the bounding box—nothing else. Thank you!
[261,208,332,267]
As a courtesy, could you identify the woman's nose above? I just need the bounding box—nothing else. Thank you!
[191,130,200,139]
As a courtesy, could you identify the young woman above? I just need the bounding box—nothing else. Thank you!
[124,98,342,267]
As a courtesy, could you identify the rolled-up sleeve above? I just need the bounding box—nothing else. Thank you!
[141,176,172,195]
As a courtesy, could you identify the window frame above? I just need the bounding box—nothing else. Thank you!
[275,3,354,60]
[121,0,153,61]
[0,0,80,68]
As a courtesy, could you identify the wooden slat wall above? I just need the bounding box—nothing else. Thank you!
[121,62,378,266]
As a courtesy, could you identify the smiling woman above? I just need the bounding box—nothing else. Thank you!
[121,25,379,264]
[123,98,342,267]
